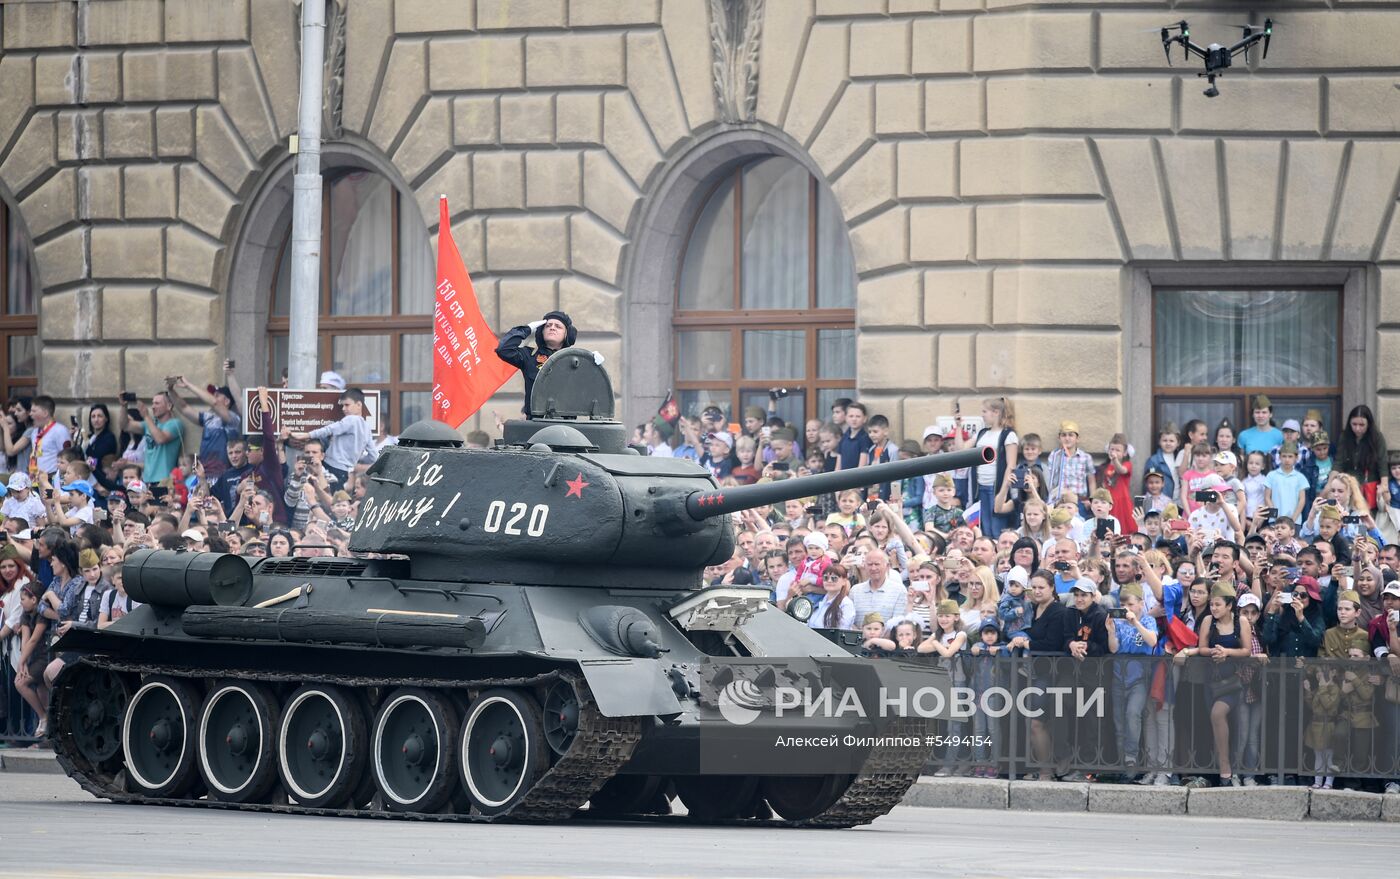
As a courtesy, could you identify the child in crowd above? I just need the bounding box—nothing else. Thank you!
[1043,507,1075,557]
[1265,442,1311,522]
[997,566,1031,637]
[1241,451,1269,520]
[1106,583,1159,779]
[1098,433,1136,533]
[1018,498,1052,545]
[1142,466,1171,514]
[859,612,888,647]
[1303,665,1341,790]
[1212,450,1247,512]
[1187,484,1243,545]
[1079,489,1121,545]
[1046,420,1095,512]
[1322,590,1369,657]
[1180,443,1221,515]
[824,489,867,532]
[14,583,49,737]
[1144,423,1180,502]
[966,618,1006,777]
[1310,432,1334,500]
[922,474,965,535]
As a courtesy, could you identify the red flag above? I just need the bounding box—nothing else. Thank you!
[433,197,514,426]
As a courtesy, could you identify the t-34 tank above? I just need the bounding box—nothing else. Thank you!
[49,348,993,827]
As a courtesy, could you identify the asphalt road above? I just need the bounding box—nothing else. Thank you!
[0,772,1395,879]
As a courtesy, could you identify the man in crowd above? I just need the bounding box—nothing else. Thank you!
[849,549,904,621]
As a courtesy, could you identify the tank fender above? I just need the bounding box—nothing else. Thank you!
[577,658,685,717]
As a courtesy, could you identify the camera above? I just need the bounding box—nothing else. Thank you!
[1342,514,1363,525]
[1108,607,1128,619]
[768,387,789,400]
[119,391,136,403]
[1194,490,1218,503]
[1053,561,1071,572]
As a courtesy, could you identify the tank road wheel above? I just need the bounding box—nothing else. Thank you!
[459,688,549,816]
[372,688,458,813]
[673,776,760,821]
[197,681,279,803]
[277,684,368,808]
[542,680,579,757]
[62,665,130,770]
[122,676,201,798]
[760,775,853,821]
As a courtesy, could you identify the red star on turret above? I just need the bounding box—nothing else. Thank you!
[715,493,725,504]
[565,473,589,498]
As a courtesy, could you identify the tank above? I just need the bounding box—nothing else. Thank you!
[49,347,994,827]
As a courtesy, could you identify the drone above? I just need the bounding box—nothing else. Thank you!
[1159,19,1274,97]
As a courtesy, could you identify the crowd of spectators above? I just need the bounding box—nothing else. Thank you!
[0,363,399,743]
[650,394,1400,791]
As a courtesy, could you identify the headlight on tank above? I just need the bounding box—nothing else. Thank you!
[787,595,815,623]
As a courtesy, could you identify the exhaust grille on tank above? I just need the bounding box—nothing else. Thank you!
[257,558,367,577]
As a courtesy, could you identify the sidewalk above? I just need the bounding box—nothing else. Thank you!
[902,775,1400,822]
[0,747,63,775]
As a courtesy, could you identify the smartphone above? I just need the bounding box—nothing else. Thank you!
[1053,561,1070,572]
[1280,592,1295,605]
[69,415,79,429]
[1389,609,1399,624]
[866,500,879,513]
[771,462,789,472]
[1193,490,1218,503]
[1338,566,1354,577]
[44,488,53,500]
[225,358,236,370]
[119,391,136,403]
[1095,519,1114,539]
[804,505,821,516]
[1283,567,1300,582]
[1133,495,1145,510]
[0,532,7,543]
[1323,499,1338,506]
[1108,607,1128,619]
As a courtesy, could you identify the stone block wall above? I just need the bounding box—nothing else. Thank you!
[1,0,1398,447]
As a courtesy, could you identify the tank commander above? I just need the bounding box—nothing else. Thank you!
[495,311,604,414]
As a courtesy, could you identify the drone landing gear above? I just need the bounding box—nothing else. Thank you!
[1200,72,1220,98]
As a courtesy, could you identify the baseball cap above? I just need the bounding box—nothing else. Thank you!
[921,424,941,441]
[706,432,734,449]
[1069,580,1096,594]
[318,370,346,391]
[181,528,204,542]
[126,480,148,495]
[1281,419,1301,433]
[1381,582,1400,599]
[1213,450,1237,467]
[60,480,95,498]
[14,529,32,540]
[6,473,29,492]
[1237,593,1262,610]
[977,618,1001,633]
[1295,575,1322,601]
[1311,431,1330,448]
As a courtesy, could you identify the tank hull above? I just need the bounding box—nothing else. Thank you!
[49,561,948,826]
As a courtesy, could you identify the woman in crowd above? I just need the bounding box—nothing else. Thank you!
[901,563,940,633]
[1181,583,1252,786]
[83,403,118,470]
[810,563,855,631]
[959,566,1000,632]
[1214,419,1238,459]
[1335,404,1387,509]
[268,530,296,559]
[1,556,35,730]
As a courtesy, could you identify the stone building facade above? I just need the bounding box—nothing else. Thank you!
[0,0,1398,457]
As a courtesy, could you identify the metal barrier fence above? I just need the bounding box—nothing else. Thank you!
[908,653,1400,783]
[1,655,41,746]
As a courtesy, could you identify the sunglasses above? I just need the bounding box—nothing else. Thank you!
[822,573,843,581]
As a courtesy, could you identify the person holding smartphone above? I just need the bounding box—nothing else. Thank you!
[0,395,71,481]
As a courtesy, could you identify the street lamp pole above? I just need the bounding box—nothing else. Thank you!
[288,0,326,390]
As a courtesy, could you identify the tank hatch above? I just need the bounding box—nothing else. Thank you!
[529,347,614,419]
[526,424,596,452]
[399,419,465,448]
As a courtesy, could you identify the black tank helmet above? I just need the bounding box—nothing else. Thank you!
[535,310,577,350]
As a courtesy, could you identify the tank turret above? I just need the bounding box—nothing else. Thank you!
[349,347,992,588]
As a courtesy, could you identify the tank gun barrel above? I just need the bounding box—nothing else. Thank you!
[685,446,994,519]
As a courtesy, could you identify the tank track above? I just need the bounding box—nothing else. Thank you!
[50,656,641,824]
[52,658,930,828]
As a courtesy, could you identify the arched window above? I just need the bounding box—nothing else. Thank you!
[674,157,856,427]
[0,201,37,403]
[266,169,433,433]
